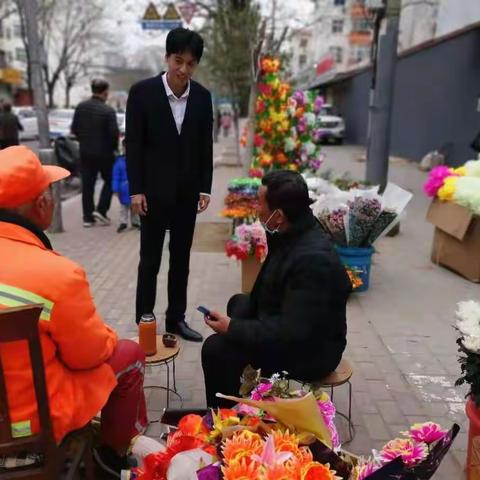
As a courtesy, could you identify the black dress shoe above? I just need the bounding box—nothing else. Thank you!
[166,320,203,342]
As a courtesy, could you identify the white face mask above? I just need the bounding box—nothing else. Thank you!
[261,210,280,235]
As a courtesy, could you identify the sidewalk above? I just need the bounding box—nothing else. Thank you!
[49,139,470,478]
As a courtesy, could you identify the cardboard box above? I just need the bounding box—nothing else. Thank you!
[427,199,480,282]
[241,257,262,293]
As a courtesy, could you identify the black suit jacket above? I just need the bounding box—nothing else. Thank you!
[226,213,352,381]
[125,74,213,203]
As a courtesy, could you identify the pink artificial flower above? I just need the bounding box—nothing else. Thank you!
[423,165,454,197]
[251,434,292,467]
[406,422,448,444]
[357,460,380,480]
[317,397,340,449]
[380,438,428,467]
[251,381,273,400]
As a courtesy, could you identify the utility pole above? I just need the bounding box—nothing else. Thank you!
[20,0,64,233]
[365,0,401,190]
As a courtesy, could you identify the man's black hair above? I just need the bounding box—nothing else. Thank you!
[91,79,109,95]
[3,102,12,112]
[166,28,204,63]
[262,170,312,222]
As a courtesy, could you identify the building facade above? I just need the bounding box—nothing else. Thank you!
[0,6,29,104]
[289,0,373,88]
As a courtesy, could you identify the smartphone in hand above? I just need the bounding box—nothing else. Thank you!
[197,306,211,317]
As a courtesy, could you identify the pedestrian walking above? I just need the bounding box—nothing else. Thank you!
[0,102,23,149]
[126,27,213,342]
[221,112,232,138]
[71,79,119,228]
[112,151,140,233]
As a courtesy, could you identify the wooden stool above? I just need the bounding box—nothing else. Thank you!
[131,336,183,415]
[306,358,355,444]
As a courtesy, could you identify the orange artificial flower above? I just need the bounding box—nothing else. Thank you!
[295,107,305,119]
[222,458,263,480]
[301,462,339,480]
[264,463,296,480]
[275,153,288,165]
[222,430,263,466]
[177,414,209,440]
[260,153,273,167]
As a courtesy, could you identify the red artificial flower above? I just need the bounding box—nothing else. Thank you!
[258,83,272,96]
[254,134,265,148]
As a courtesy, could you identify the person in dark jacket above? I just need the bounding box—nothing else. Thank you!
[0,103,23,149]
[201,170,351,408]
[71,79,119,228]
[126,28,213,342]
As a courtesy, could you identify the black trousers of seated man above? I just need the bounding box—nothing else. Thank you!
[135,192,198,327]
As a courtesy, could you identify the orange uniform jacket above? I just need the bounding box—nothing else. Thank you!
[0,221,118,442]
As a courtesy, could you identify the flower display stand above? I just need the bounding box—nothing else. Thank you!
[241,256,262,293]
[466,398,480,480]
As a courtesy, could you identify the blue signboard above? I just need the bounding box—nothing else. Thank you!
[141,20,182,30]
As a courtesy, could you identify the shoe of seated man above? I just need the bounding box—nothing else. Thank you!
[93,211,111,226]
[117,223,127,233]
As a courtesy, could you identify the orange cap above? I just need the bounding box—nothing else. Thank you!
[0,146,70,208]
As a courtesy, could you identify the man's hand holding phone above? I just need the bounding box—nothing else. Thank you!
[197,306,230,334]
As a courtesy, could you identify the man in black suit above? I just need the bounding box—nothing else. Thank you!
[126,28,213,342]
[201,171,351,407]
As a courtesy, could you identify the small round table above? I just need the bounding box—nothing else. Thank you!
[131,336,183,410]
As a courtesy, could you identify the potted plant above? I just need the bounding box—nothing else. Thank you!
[455,300,480,479]
[226,222,267,293]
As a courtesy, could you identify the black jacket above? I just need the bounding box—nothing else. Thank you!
[0,112,23,141]
[227,213,351,380]
[125,74,213,202]
[71,97,119,159]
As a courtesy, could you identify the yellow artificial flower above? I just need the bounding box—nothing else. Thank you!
[437,176,458,201]
[454,166,466,176]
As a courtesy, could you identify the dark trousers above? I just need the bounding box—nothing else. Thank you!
[80,156,113,221]
[201,294,279,408]
[135,194,198,326]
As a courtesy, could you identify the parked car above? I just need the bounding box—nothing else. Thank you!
[48,109,75,140]
[316,104,345,144]
[13,107,39,141]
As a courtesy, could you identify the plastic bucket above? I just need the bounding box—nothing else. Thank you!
[335,246,374,292]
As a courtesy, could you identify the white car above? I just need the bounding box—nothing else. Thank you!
[316,104,345,145]
[13,107,39,141]
[48,109,75,140]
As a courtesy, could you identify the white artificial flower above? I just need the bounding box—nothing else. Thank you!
[463,335,480,353]
[457,319,480,339]
[284,138,296,152]
[457,300,480,323]
[304,112,316,127]
[304,141,316,156]
[465,160,480,177]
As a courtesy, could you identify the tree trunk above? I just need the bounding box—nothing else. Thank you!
[47,82,55,108]
[65,81,72,108]
[242,82,257,174]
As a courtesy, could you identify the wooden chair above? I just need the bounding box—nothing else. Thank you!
[302,358,355,444]
[0,305,94,479]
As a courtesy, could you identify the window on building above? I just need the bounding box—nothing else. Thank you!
[300,37,308,48]
[7,52,13,64]
[13,24,22,38]
[0,20,4,38]
[334,0,345,5]
[351,45,371,63]
[299,54,307,68]
[330,46,343,64]
[5,27,11,40]
[0,50,6,69]
[16,47,27,63]
[352,18,371,32]
[332,19,344,33]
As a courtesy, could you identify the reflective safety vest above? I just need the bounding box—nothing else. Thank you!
[0,221,118,442]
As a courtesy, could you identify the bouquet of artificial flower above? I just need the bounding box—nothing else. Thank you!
[455,300,480,405]
[424,160,480,214]
[225,222,267,261]
[221,178,261,220]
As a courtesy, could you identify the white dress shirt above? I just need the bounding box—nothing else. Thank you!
[162,72,210,198]
[162,72,189,134]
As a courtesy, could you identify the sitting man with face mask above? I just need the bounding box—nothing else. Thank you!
[201,170,352,408]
